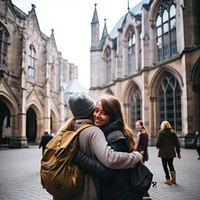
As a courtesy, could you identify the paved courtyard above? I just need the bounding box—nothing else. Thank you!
[0,145,199,200]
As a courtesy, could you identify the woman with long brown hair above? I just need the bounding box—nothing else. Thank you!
[73,95,142,200]
[54,92,142,200]
[135,120,151,199]
[135,120,150,163]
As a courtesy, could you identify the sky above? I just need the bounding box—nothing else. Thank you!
[12,0,141,89]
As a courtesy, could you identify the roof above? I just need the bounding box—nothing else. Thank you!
[63,79,89,105]
[110,0,150,39]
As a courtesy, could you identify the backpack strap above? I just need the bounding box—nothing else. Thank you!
[59,124,92,149]
[76,124,92,134]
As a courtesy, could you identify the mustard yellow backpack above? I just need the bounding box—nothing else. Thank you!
[40,124,91,198]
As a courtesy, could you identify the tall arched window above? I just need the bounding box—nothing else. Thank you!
[156,1,177,62]
[128,27,136,75]
[194,0,200,45]
[127,27,136,75]
[105,47,111,84]
[139,30,142,70]
[158,71,182,131]
[28,44,35,77]
[0,24,9,65]
[51,65,55,90]
[130,85,142,130]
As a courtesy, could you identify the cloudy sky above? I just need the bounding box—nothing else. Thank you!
[12,0,141,89]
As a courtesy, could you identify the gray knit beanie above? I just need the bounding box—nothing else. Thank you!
[68,92,95,119]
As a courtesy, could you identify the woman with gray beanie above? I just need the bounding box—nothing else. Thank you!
[54,92,142,200]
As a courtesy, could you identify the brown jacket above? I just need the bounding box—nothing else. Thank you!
[156,128,180,158]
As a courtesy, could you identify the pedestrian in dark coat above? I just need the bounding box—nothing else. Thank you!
[156,120,181,185]
[193,130,200,160]
[39,131,53,154]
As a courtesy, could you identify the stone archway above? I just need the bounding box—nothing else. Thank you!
[149,66,183,134]
[0,100,11,144]
[123,80,142,131]
[192,61,200,131]
[26,108,37,143]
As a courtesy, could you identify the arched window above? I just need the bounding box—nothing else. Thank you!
[194,0,200,45]
[28,44,35,77]
[156,1,177,62]
[127,27,136,74]
[130,85,142,130]
[139,31,142,52]
[139,30,142,70]
[158,71,182,131]
[105,47,111,84]
[51,65,55,89]
[0,24,9,65]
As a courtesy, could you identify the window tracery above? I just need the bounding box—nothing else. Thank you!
[105,47,111,84]
[130,84,142,130]
[28,44,35,77]
[0,24,8,65]
[158,71,182,131]
[127,27,136,74]
[156,0,177,62]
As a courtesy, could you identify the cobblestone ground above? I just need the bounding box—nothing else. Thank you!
[0,146,51,200]
[147,146,200,200]
[0,145,199,200]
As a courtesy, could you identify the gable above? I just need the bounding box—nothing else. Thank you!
[26,6,42,38]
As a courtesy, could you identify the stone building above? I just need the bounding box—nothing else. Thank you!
[90,0,200,146]
[0,0,78,147]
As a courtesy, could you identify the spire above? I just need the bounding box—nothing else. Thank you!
[31,4,36,10]
[101,19,108,39]
[29,4,36,14]
[50,28,54,37]
[91,3,100,50]
[127,0,130,11]
[91,3,99,24]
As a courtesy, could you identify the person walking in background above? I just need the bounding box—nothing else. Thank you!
[135,120,151,199]
[50,129,55,137]
[193,130,200,160]
[135,120,150,163]
[39,130,53,154]
[54,92,142,200]
[156,120,181,185]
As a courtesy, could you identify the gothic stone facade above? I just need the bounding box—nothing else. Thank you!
[0,0,78,147]
[90,0,200,146]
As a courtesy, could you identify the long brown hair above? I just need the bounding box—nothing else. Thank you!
[97,95,135,152]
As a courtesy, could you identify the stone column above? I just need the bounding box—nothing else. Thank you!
[43,63,51,132]
[10,29,27,148]
[58,60,64,128]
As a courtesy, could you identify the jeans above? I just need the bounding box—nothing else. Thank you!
[161,158,175,179]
